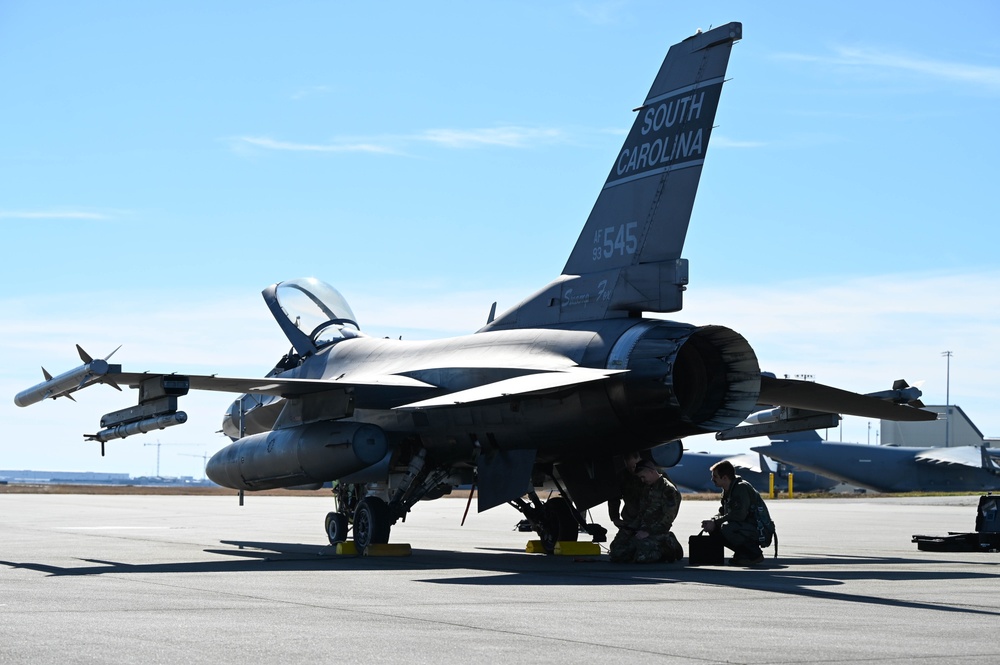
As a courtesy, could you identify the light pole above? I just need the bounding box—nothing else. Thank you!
[942,350,953,447]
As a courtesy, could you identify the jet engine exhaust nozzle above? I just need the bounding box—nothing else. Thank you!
[608,321,761,441]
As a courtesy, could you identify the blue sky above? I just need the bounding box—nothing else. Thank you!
[2,1,998,478]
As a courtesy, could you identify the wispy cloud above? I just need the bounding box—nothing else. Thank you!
[778,46,1000,92]
[0,210,111,221]
[233,136,399,154]
[232,126,566,156]
[418,126,564,148]
[710,135,767,149]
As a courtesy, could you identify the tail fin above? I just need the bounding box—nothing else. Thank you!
[486,22,741,331]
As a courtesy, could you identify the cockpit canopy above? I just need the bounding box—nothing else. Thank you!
[263,277,363,355]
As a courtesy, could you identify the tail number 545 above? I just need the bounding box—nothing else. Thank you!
[593,222,638,261]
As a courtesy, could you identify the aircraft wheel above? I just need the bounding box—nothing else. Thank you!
[325,512,349,544]
[543,496,579,542]
[353,497,391,550]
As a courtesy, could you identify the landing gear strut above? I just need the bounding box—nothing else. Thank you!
[321,451,460,549]
[324,482,399,549]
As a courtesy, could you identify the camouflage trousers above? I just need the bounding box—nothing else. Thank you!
[609,529,684,564]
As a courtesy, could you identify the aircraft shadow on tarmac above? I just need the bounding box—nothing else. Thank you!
[2,542,1000,617]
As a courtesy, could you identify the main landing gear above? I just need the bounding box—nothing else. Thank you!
[510,490,607,554]
[325,483,394,550]
[323,449,454,550]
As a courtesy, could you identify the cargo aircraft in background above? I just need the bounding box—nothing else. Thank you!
[756,439,1000,493]
[15,22,935,553]
[755,407,999,493]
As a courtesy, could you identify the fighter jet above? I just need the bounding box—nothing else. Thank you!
[754,440,1000,493]
[14,22,934,552]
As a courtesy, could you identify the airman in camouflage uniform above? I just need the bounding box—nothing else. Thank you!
[609,459,684,564]
[608,451,643,529]
[700,459,768,565]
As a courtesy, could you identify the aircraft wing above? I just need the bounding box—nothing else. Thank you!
[393,367,626,410]
[758,375,936,422]
[14,359,438,407]
[13,345,621,410]
[119,371,437,396]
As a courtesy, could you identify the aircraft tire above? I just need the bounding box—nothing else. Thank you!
[325,512,349,544]
[543,496,579,542]
[353,497,391,549]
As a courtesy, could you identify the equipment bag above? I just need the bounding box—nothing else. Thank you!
[688,530,724,566]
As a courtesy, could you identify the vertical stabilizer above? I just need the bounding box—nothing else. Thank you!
[486,23,741,331]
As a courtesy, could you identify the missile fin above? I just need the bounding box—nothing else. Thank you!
[76,344,93,364]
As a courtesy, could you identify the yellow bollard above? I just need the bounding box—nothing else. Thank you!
[768,473,775,499]
[788,473,794,499]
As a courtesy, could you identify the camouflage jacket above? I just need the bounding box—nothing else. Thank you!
[627,474,682,537]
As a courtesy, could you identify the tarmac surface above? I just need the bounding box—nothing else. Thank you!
[2,492,999,663]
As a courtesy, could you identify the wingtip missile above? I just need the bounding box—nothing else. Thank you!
[14,353,118,407]
[866,379,925,407]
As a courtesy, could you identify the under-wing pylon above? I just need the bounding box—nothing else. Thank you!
[14,22,935,553]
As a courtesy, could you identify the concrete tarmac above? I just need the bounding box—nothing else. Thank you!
[2,492,999,663]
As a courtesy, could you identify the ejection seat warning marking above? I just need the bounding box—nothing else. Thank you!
[593,222,638,262]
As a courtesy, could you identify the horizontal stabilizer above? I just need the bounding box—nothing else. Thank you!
[728,452,767,474]
[758,376,937,422]
[914,446,991,470]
